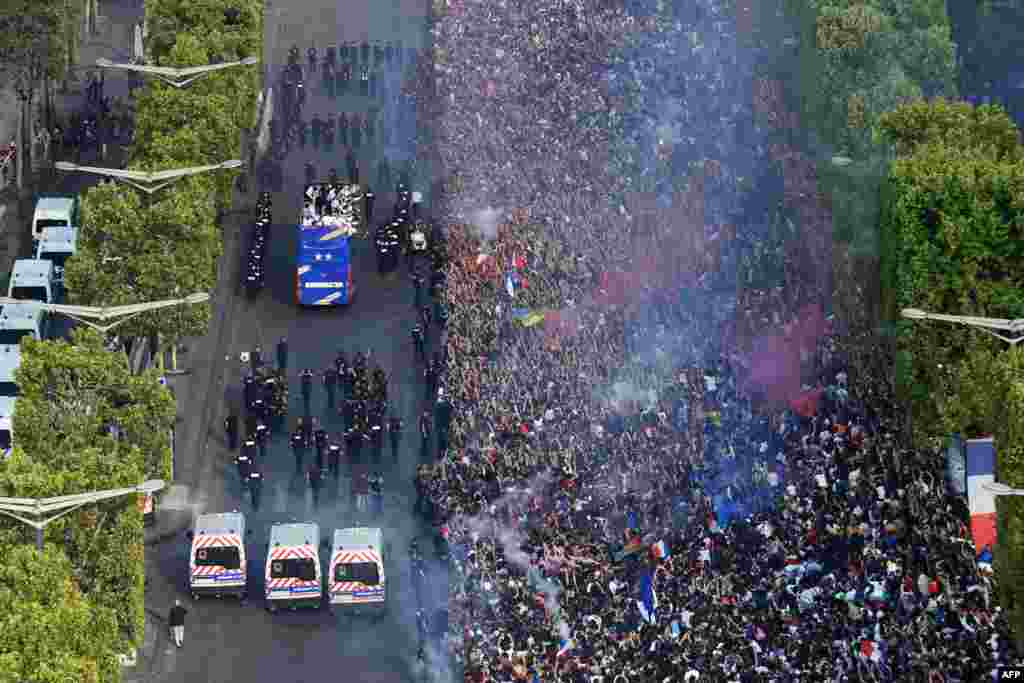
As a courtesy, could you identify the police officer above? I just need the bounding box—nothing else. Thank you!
[254,417,270,458]
[291,422,307,471]
[419,409,432,458]
[323,113,335,147]
[368,472,383,514]
[327,438,343,478]
[276,336,288,372]
[411,322,426,362]
[241,437,259,466]
[313,420,328,469]
[248,464,263,509]
[424,357,439,401]
[236,447,252,482]
[307,462,324,507]
[225,413,238,450]
[412,271,426,308]
[341,398,356,431]
[300,368,314,416]
[369,408,384,459]
[420,303,432,330]
[436,395,452,455]
[323,365,338,409]
[346,424,362,461]
[437,302,449,329]
[350,112,362,149]
[329,167,340,186]
[359,63,370,96]
[311,112,324,147]
[387,414,402,459]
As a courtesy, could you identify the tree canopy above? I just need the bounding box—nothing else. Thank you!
[0,544,121,683]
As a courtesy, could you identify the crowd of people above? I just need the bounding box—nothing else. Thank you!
[411,0,1024,681]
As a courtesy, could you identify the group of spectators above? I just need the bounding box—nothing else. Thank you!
[410,0,1024,681]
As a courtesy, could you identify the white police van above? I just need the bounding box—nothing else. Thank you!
[187,512,250,601]
[34,226,78,285]
[31,195,78,244]
[326,527,387,615]
[265,522,322,612]
[8,259,57,304]
[0,302,48,346]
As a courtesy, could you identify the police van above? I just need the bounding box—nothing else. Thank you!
[0,302,48,345]
[265,522,323,612]
[31,195,79,244]
[327,527,386,614]
[34,226,78,285]
[187,512,250,601]
[8,259,58,304]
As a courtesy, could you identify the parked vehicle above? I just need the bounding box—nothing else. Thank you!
[265,522,322,612]
[187,512,250,601]
[31,195,78,244]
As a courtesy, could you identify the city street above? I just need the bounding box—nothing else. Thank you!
[142,0,447,682]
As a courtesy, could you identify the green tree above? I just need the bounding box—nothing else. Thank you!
[878,98,1022,160]
[65,178,218,347]
[0,328,173,652]
[0,544,121,683]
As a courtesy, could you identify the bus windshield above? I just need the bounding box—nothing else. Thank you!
[334,561,379,585]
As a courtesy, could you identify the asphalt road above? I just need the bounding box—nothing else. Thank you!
[143,1,450,682]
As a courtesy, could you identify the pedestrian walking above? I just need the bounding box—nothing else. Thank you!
[353,464,370,513]
[225,414,238,450]
[169,599,188,648]
[419,409,432,458]
[411,323,426,362]
[323,365,338,409]
[277,336,288,372]
[300,368,314,416]
[307,462,324,507]
[387,414,402,459]
[327,439,342,478]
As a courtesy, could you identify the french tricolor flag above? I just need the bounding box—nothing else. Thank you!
[966,437,997,552]
[651,540,670,560]
[557,638,574,658]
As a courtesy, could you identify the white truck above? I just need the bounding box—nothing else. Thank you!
[34,226,78,285]
[0,302,48,346]
[0,346,20,457]
[8,259,58,305]
[31,195,79,244]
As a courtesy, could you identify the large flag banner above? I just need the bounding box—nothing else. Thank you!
[966,437,997,551]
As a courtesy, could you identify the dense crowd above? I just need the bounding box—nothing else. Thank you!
[415,0,1024,681]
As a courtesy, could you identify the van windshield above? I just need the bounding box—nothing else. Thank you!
[35,219,69,230]
[0,383,19,397]
[0,429,10,452]
[270,557,316,581]
[334,561,379,585]
[10,286,48,303]
[0,330,32,346]
[194,546,241,569]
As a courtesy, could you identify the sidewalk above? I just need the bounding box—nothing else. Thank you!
[0,0,142,291]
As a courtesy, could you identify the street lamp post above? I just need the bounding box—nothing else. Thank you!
[901,308,1024,345]
[0,293,210,334]
[55,159,243,194]
[983,482,1024,496]
[0,479,165,550]
[95,56,258,89]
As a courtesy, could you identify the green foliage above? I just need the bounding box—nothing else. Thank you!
[0,544,121,683]
[66,179,217,342]
[0,0,69,86]
[145,0,262,65]
[0,327,172,652]
[878,98,1023,160]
